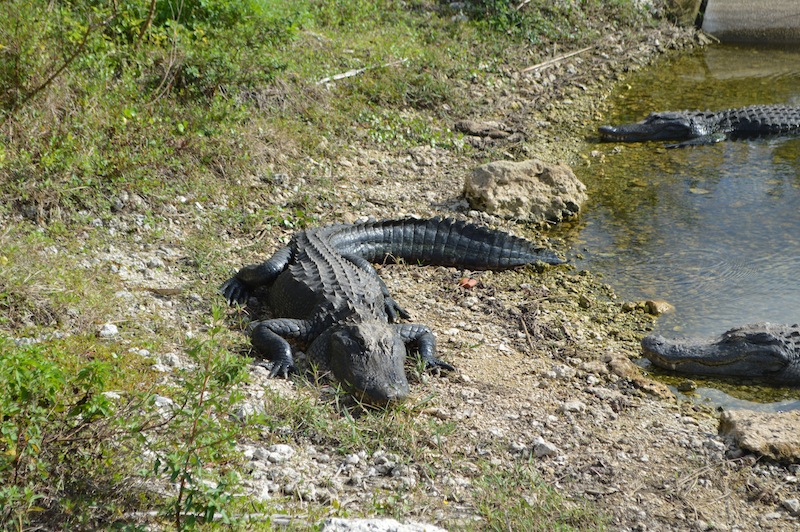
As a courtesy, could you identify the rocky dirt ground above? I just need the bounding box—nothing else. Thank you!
[213,20,800,530]
[19,14,800,532]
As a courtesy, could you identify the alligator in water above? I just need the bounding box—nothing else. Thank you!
[599,105,800,148]
[221,217,564,403]
[641,323,800,385]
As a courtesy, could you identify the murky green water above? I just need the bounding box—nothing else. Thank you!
[564,45,800,410]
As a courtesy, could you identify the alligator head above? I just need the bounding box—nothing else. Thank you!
[599,111,711,143]
[325,320,411,404]
[641,324,800,385]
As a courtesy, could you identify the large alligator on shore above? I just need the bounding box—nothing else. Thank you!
[599,105,800,147]
[221,217,564,403]
[641,323,800,385]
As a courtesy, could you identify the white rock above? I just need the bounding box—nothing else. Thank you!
[150,363,171,373]
[268,444,295,462]
[782,498,800,515]
[147,256,165,269]
[98,323,119,338]
[559,400,586,413]
[160,352,181,367]
[253,447,271,462]
[549,364,576,379]
[153,395,174,411]
[532,436,559,458]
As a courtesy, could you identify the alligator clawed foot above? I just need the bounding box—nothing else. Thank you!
[424,356,455,374]
[253,359,295,379]
[385,296,412,322]
[220,277,250,305]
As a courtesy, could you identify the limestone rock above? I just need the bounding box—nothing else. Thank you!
[98,322,119,338]
[644,299,675,316]
[605,354,673,399]
[719,409,800,462]
[532,436,559,458]
[463,159,587,223]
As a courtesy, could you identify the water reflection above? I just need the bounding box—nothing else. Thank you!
[565,45,800,409]
[681,388,800,413]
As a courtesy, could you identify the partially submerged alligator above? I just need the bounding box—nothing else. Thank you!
[221,217,564,403]
[599,105,800,147]
[642,323,800,385]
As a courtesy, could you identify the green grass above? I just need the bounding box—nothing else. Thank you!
[474,461,608,530]
[0,0,658,528]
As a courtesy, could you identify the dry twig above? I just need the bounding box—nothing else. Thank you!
[316,58,408,85]
[520,46,593,73]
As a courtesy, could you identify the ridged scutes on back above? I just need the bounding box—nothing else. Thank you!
[719,105,800,137]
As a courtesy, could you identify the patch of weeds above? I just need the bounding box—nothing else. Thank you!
[0,225,123,333]
[0,0,300,224]
[340,64,455,112]
[198,200,319,254]
[256,371,456,460]
[472,461,607,530]
[0,305,264,529]
[0,336,151,529]
[358,109,457,149]
[466,0,648,45]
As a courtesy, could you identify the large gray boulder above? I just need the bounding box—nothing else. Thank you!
[463,159,586,223]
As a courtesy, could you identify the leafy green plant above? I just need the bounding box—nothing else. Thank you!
[146,304,252,529]
[0,337,130,528]
[359,110,457,149]
[0,304,256,530]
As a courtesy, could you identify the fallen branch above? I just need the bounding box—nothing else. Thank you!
[520,46,593,73]
[316,58,408,85]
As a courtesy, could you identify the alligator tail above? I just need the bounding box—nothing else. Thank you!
[329,217,564,269]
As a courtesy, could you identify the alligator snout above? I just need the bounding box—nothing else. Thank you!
[598,125,622,139]
[329,322,411,404]
[640,324,800,385]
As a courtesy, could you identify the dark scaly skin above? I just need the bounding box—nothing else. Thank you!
[642,323,800,385]
[221,217,564,403]
[599,105,800,148]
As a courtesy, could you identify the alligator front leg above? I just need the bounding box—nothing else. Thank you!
[221,246,294,305]
[249,318,314,378]
[395,323,455,372]
[667,133,727,148]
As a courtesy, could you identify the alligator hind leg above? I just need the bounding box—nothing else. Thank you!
[249,318,313,378]
[395,323,455,372]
